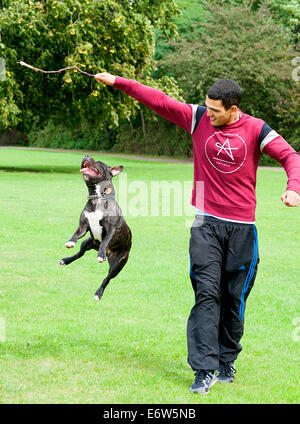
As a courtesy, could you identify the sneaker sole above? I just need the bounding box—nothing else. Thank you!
[217,378,234,384]
[216,373,235,384]
[190,375,218,395]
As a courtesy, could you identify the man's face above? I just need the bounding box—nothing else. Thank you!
[205,96,237,127]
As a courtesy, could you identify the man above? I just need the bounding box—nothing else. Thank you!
[94,73,300,394]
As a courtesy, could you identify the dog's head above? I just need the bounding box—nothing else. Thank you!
[80,155,123,185]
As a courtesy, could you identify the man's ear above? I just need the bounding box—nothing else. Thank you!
[109,166,123,177]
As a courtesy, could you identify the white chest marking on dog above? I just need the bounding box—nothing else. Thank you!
[85,209,103,241]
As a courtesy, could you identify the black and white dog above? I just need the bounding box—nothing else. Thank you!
[59,155,132,301]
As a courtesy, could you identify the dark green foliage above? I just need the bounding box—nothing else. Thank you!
[0,0,180,133]
[114,115,193,157]
[211,0,300,44]
[28,120,117,151]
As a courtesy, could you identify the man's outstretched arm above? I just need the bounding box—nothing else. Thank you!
[259,123,300,207]
[94,72,194,134]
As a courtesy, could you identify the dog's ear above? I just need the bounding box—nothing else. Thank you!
[109,166,123,177]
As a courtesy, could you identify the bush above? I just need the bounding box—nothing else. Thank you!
[114,115,192,158]
[28,120,117,151]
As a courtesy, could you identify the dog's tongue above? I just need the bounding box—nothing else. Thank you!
[80,167,98,177]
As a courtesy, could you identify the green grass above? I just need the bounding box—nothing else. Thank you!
[0,148,299,404]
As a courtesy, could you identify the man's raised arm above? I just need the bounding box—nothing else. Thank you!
[94,72,194,134]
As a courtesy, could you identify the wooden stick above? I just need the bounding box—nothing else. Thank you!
[18,60,96,77]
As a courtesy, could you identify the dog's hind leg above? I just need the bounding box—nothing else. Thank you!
[94,250,130,301]
[59,237,96,266]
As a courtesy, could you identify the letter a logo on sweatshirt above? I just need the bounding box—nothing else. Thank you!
[205,132,247,173]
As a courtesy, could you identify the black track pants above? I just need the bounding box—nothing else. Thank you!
[187,215,259,371]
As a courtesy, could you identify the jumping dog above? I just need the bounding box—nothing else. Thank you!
[59,155,132,301]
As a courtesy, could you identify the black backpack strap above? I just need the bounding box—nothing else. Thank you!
[191,105,207,134]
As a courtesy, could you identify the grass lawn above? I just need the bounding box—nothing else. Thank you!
[0,147,299,404]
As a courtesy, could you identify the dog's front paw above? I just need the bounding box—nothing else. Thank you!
[94,288,104,301]
[66,241,75,249]
[97,256,106,263]
[59,259,66,266]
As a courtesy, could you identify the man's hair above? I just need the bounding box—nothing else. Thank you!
[207,79,242,110]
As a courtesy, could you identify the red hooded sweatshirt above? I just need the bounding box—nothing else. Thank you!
[114,76,300,223]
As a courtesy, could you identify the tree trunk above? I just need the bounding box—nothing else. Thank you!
[140,111,146,141]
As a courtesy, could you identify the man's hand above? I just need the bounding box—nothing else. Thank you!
[94,72,116,86]
[281,190,300,207]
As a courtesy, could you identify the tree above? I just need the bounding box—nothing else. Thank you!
[207,0,300,45]
[0,0,180,133]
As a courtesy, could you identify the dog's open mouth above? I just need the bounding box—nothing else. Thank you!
[80,161,101,178]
